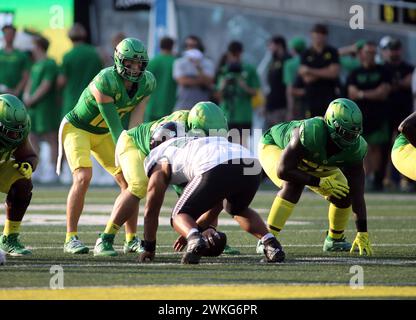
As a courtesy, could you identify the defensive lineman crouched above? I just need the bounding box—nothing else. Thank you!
[0,94,38,256]
[138,122,285,264]
[93,101,229,256]
[258,98,373,256]
[392,111,416,181]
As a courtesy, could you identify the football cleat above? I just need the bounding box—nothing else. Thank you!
[181,232,207,264]
[64,235,89,254]
[323,235,352,252]
[94,234,118,257]
[0,234,32,256]
[262,237,285,263]
[123,237,144,254]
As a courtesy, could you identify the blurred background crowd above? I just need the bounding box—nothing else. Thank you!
[1,0,416,192]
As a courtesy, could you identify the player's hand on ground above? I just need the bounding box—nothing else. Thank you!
[13,162,33,179]
[319,174,349,199]
[137,250,155,263]
[173,235,187,252]
[350,232,373,256]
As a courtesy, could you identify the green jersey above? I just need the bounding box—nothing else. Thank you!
[65,67,156,143]
[216,62,260,124]
[28,57,59,134]
[283,56,301,86]
[0,49,30,92]
[262,117,367,170]
[144,53,177,121]
[60,43,103,117]
[392,133,410,150]
[127,110,189,156]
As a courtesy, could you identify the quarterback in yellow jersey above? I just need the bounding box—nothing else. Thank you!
[392,112,416,181]
[58,38,156,254]
[0,94,38,256]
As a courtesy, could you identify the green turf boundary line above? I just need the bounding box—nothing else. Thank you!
[1,285,416,299]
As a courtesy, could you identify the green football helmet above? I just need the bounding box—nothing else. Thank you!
[187,101,228,135]
[114,37,149,82]
[324,98,363,149]
[0,94,30,148]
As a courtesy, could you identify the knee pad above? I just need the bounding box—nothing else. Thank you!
[201,229,227,257]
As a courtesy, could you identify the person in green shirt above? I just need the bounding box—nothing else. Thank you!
[23,36,59,183]
[283,36,306,120]
[0,25,30,97]
[257,98,373,256]
[57,23,103,119]
[93,101,231,256]
[144,36,177,122]
[216,41,260,147]
[57,37,156,254]
[392,111,416,181]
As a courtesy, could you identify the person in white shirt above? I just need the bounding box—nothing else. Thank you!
[138,121,285,264]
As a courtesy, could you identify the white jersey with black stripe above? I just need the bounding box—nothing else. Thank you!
[144,136,255,184]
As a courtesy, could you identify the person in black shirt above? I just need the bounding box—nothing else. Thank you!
[298,23,340,117]
[347,41,392,190]
[384,39,414,136]
[383,38,414,191]
[264,35,290,129]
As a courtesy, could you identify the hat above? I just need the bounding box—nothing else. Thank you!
[379,36,393,50]
[289,37,306,53]
[311,23,328,35]
[184,48,203,61]
[355,39,366,51]
[387,38,402,50]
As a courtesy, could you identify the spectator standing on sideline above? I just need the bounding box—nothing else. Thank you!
[299,23,340,117]
[144,36,177,122]
[23,36,59,183]
[215,41,260,147]
[383,38,414,190]
[173,35,214,110]
[0,25,30,97]
[57,23,103,119]
[283,36,306,120]
[264,35,290,129]
[347,41,392,191]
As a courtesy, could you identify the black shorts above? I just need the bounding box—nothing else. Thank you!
[172,159,261,221]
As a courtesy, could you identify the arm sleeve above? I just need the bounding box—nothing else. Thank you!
[97,102,124,143]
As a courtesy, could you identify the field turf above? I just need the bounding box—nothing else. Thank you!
[1,185,416,299]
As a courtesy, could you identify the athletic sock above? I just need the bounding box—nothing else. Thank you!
[328,204,351,240]
[267,196,295,237]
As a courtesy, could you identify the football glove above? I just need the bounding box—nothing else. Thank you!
[319,174,349,199]
[13,162,33,179]
[350,232,373,256]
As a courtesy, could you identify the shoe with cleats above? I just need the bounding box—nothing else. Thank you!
[181,232,207,264]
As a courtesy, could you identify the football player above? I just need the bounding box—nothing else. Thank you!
[93,101,233,256]
[258,98,373,256]
[391,111,416,181]
[137,121,285,264]
[57,38,156,254]
[0,94,38,256]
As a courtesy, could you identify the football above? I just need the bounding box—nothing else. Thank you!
[0,249,6,266]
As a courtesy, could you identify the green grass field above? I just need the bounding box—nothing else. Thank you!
[1,185,416,299]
